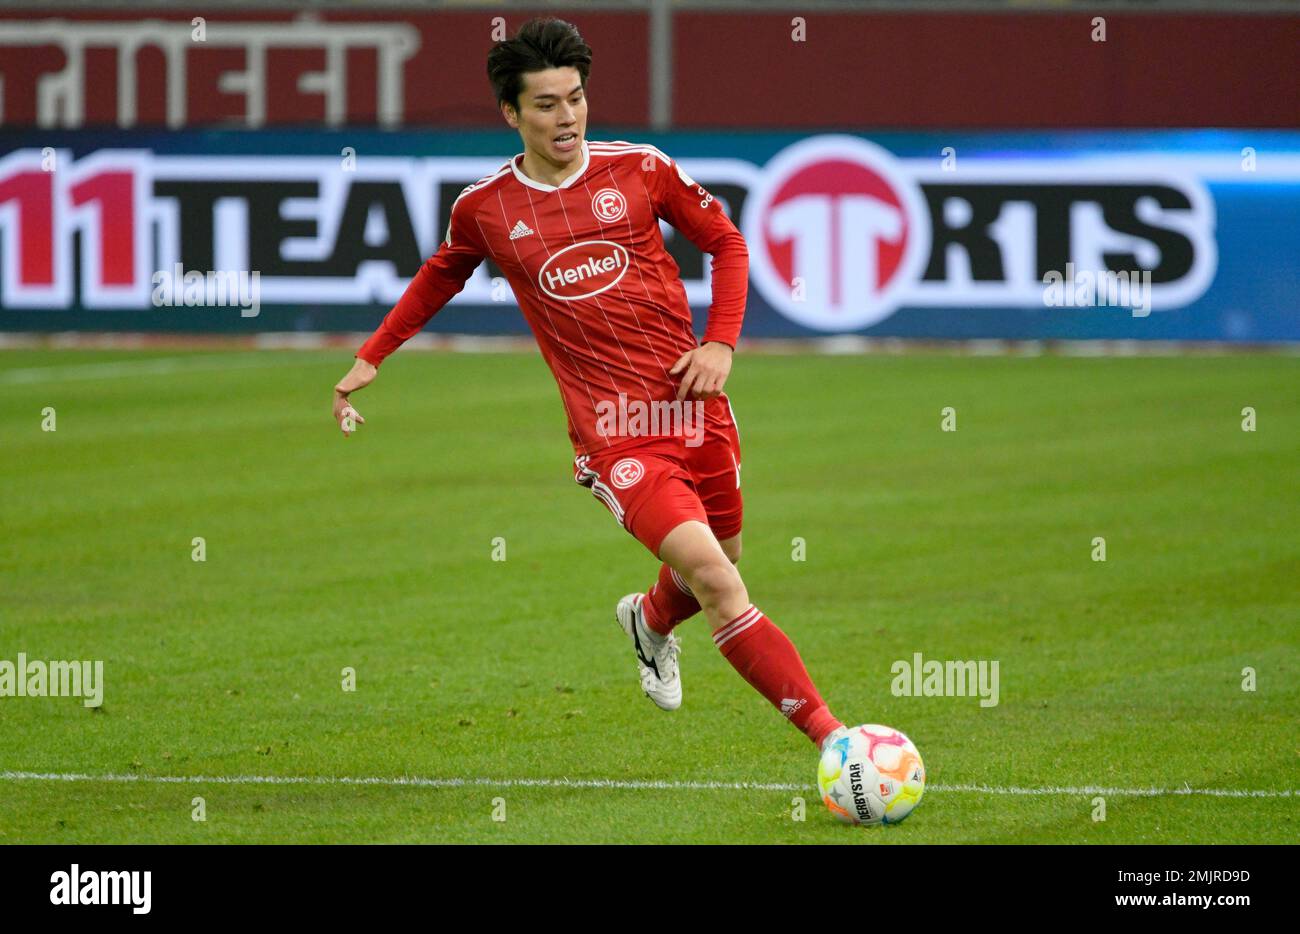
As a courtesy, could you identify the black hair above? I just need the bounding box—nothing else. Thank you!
[487,18,592,113]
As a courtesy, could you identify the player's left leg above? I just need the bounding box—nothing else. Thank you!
[657,519,842,747]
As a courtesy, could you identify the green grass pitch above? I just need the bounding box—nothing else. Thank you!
[0,347,1296,844]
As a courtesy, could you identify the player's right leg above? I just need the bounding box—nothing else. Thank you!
[655,522,748,622]
[575,448,702,711]
[614,591,681,710]
[657,520,844,748]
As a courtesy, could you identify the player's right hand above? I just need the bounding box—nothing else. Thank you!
[333,393,366,438]
[333,358,377,437]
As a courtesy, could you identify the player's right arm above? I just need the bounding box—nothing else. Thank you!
[332,197,487,437]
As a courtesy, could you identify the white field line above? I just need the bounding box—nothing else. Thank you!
[0,352,327,385]
[0,771,1293,798]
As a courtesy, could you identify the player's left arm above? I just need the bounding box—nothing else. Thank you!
[647,153,749,401]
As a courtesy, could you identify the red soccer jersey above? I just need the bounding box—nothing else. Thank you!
[355,139,749,455]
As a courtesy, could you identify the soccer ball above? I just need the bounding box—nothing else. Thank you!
[818,723,926,826]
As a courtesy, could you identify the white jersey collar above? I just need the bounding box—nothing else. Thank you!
[511,139,590,192]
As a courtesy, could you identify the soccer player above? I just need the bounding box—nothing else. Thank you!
[332,18,845,750]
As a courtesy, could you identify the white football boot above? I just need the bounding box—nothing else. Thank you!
[820,724,850,753]
[616,593,682,711]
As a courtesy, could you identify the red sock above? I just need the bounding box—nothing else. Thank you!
[713,605,843,747]
[642,564,700,636]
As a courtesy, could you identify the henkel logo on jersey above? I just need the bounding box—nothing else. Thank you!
[538,240,630,301]
[743,136,931,330]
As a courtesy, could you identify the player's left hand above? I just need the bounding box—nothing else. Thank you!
[670,341,732,401]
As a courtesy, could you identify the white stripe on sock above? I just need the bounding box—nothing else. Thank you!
[713,605,761,647]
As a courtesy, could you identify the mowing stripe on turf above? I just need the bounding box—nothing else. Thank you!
[0,352,327,385]
[0,771,1293,798]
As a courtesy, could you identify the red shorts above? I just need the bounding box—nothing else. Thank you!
[574,395,743,558]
